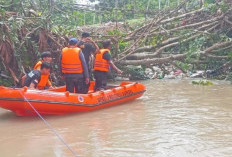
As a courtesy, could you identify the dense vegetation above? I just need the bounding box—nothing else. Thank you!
[0,0,232,86]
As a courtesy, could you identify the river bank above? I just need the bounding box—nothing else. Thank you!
[116,64,232,85]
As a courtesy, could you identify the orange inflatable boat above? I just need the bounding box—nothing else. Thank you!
[0,82,146,116]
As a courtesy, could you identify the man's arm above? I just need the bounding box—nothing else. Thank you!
[103,52,123,74]
[46,80,53,88]
[92,42,100,54]
[29,72,40,89]
[85,37,100,54]
[109,61,123,74]
[79,51,90,83]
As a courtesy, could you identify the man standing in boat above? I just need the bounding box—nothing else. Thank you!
[34,51,53,90]
[78,32,100,93]
[22,62,52,89]
[78,32,99,73]
[60,38,90,94]
[94,40,123,91]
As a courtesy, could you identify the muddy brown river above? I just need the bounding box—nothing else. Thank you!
[0,80,231,157]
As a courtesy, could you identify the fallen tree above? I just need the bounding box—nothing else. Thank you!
[121,41,232,65]
[0,0,232,85]
[113,0,232,79]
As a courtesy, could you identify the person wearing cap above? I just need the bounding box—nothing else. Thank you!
[94,40,123,91]
[78,32,100,92]
[78,32,99,73]
[22,62,52,89]
[60,38,90,93]
[33,51,53,90]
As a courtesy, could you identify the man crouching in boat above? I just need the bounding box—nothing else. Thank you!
[34,51,53,90]
[60,38,90,94]
[22,62,52,89]
[94,40,123,91]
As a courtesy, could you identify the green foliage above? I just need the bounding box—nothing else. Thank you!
[203,3,217,13]
[181,36,206,62]
[204,0,229,13]
[227,51,232,60]
[176,62,193,72]
[118,40,128,52]
[88,0,192,23]
[107,29,122,36]
[150,36,159,46]
[127,18,145,27]
[120,66,149,80]
[0,78,13,87]
[204,0,216,3]
[192,80,214,86]
[107,29,128,52]
[220,2,229,12]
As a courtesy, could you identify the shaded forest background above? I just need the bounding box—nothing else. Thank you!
[0,0,232,86]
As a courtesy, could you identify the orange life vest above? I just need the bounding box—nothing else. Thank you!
[61,47,83,74]
[34,61,43,70]
[94,49,110,72]
[33,61,51,90]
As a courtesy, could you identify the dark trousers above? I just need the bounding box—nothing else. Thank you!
[94,71,108,91]
[65,77,87,94]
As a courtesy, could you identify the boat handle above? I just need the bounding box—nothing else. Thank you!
[89,93,93,98]
[65,91,69,97]
[100,91,105,96]
[23,86,27,92]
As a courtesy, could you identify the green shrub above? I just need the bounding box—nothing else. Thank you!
[192,80,214,86]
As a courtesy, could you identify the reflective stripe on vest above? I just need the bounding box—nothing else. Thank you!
[61,47,83,74]
[94,49,110,72]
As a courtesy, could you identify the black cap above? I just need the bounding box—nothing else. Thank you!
[41,51,52,59]
[102,40,111,49]
[82,32,90,38]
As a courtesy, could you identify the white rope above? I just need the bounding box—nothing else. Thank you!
[18,90,79,157]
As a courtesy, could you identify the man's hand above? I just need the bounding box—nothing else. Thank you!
[29,83,36,89]
[49,86,54,89]
[83,37,93,43]
[86,37,93,43]
[85,78,90,84]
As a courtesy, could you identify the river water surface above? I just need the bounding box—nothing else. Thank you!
[0,80,231,157]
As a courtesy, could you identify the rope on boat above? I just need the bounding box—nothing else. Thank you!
[18,90,79,157]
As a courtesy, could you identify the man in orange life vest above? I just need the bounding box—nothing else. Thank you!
[60,38,90,93]
[33,51,53,90]
[23,62,51,89]
[94,40,123,91]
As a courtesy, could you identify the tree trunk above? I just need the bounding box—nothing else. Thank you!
[145,0,151,20]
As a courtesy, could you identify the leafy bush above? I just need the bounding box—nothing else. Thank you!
[192,80,214,86]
